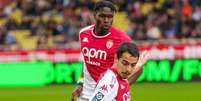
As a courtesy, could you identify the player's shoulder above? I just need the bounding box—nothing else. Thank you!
[105,69,116,77]
[99,69,118,90]
[110,26,131,40]
[110,26,125,34]
[100,69,117,82]
[79,25,94,34]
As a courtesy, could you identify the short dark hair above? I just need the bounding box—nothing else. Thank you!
[94,0,117,12]
[117,42,139,59]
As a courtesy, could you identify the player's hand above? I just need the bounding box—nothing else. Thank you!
[71,85,83,101]
[135,51,149,71]
[128,51,149,85]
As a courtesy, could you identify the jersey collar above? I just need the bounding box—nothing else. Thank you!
[91,25,111,38]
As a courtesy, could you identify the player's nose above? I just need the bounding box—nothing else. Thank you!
[126,66,133,73]
[104,17,110,23]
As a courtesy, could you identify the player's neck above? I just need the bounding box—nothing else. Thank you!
[111,67,124,79]
[94,26,108,36]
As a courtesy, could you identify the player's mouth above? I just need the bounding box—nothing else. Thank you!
[121,72,130,78]
[103,23,111,27]
[103,24,110,28]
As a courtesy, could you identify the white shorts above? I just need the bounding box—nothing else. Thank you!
[79,65,97,100]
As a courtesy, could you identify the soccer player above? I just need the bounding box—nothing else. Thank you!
[71,1,147,101]
[89,42,143,101]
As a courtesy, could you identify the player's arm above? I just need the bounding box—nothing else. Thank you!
[89,71,118,101]
[128,68,142,85]
[128,51,149,85]
[71,58,84,101]
[71,74,83,101]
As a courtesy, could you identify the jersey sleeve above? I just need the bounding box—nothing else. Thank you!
[122,33,132,42]
[114,26,132,42]
[89,70,119,101]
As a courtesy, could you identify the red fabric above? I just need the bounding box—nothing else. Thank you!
[79,25,132,81]
[0,0,13,7]
[182,3,192,17]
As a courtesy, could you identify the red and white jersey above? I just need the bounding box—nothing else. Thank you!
[89,68,131,101]
[79,25,131,99]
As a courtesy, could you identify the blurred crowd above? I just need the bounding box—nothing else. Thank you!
[125,0,201,40]
[0,0,200,51]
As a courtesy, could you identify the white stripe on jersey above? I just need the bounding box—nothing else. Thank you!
[79,25,94,40]
[79,25,96,100]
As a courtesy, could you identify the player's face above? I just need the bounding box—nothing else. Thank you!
[94,7,114,32]
[117,52,138,79]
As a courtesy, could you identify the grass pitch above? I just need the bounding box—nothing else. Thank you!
[0,82,200,101]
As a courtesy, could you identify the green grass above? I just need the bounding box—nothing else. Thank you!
[0,82,201,101]
[133,82,201,101]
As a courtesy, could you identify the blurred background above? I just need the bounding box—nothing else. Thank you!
[0,0,201,101]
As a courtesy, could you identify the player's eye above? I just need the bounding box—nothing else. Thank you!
[99,14,105,18]
[121,60,129,66]
[99,14,113,18]
[131,63,137,68]
[107,15,113,18]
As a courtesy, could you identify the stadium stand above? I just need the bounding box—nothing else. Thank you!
[0,0,200,51]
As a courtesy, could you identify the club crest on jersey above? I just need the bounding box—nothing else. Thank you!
[106,40,113,49]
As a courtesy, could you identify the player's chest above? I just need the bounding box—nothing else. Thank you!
[116,89,130,101]
[80,36,119,53]
[116,81,131,101]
